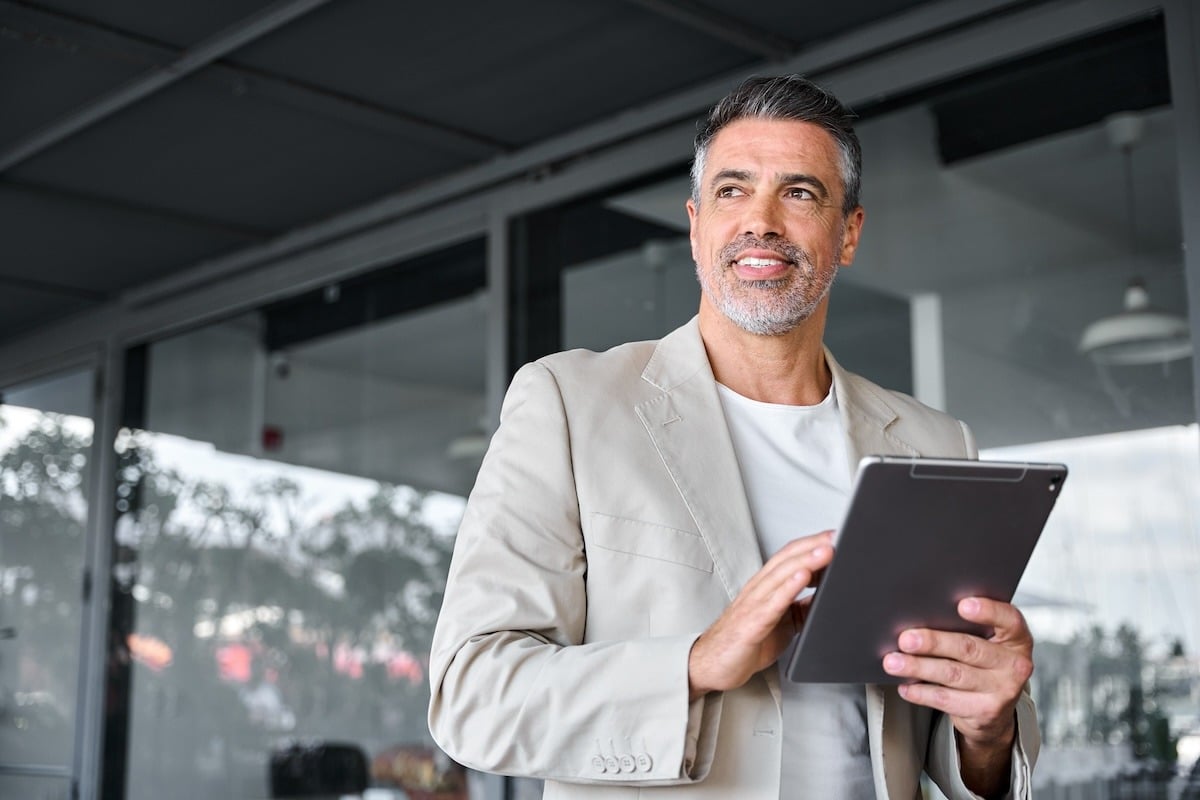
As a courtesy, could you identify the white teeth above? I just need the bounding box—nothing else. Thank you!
[737,257,787,267]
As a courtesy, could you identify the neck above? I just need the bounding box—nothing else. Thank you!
[698,300,832,406]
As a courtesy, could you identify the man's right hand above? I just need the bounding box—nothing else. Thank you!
[687,530,836,700]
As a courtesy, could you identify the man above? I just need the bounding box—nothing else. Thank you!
[428,75,1038,799]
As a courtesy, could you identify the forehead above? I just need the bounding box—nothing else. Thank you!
[703,117,842,183]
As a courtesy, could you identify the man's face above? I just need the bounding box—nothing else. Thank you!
[687,117,864,336]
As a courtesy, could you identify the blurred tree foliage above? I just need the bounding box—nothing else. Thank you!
[0,412,91,763]
[1080,623,1178,764]
[4,413,459,797]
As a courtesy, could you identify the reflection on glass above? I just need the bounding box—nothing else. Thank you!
[0,774,71,800]
[0,371,92,787]
[989,426,1200,785]
[114,430,462,798]
[846,37,1198,796]
[110,283,487,799]
[562,237,698,352]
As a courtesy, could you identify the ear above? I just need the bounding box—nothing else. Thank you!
[686,198,701,264]
[838,206,865,266]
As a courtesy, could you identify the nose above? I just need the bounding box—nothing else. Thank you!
[744,192,783,239]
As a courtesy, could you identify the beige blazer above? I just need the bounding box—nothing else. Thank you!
[428,317,1038,799]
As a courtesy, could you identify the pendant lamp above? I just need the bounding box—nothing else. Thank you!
[1078,113,1192,366]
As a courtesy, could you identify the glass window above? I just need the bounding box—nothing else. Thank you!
[845,18,1198,797]
[520,16,1198,797]
[1,368,94,800]
[511,176,695,360]
[104,242,498,799]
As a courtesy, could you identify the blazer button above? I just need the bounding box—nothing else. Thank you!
[619,755,635,773]
[591,755,606,773]
[636,753,653,772]
[604,756,620,773]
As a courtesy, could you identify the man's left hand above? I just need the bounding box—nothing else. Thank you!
[881,597,1034,795]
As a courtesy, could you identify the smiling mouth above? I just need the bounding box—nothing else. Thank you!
[733,256,793,270]
[720,236,805,278]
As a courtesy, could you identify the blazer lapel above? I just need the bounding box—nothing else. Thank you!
[828,348,924,799]
[634,335,918,600]
[827,348,919,476]
[634,318,764,605]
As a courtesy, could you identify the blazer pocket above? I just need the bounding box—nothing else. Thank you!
[586,512,714,573]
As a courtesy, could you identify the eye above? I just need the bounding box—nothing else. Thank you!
[786,187,815,200]
[716,185,745,198]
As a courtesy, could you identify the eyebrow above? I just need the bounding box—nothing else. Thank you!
[709,169,831,200]
[778,172,831,200]
[710,168,753,187]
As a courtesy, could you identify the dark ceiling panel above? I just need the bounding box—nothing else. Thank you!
[26,0,280,48]
[929,17,1170,163]
[0,180,257,292]
[7,0,1171,356]
[0,3,151,147]
[228,0,757,146]
[263,238,487,352]
[698,0,936,48]
[2,1,502,166]
[0,283,97,341]
[8,68,478,231]
[852,16,1172,164]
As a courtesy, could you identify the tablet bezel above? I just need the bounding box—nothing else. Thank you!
[785,456,1066,684]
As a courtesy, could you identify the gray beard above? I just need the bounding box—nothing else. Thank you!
[704,266,838,336]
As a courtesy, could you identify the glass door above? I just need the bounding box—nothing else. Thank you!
[102,241,501,799]
[847,18,1199,797]
[0,368,95,800]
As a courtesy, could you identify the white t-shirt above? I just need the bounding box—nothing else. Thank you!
[717,382,875,800]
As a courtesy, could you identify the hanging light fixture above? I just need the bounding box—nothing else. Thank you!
[1079,113,1192,366]
[1079,278,1192,365]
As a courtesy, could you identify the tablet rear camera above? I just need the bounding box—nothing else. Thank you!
[1048,478,1060,492]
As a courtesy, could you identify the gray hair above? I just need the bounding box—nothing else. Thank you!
[690,75,862,214]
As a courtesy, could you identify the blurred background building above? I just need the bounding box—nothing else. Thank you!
[2,1,1199,798]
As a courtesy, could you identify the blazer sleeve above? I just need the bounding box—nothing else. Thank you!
[427,361,719,785]
[925,689,1040,799]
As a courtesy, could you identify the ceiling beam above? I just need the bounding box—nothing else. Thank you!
[1,1,510,160]
[620,0,797,61]
[218,64,511,157]
[0,0,333,173]
[120,0,1065,309]
[6,178,276,239]
[0,273,108,302]
[0,0,1166,378]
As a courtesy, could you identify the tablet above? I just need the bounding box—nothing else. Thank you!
[785,456,1067,684]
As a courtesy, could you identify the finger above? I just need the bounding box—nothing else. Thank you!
[745,542,834,600]
[882,650,986,691]
[726,566,813,635]
[752,535,834,584]
[774,529,836,557]
[893,681,998,720]
[756,566,815,613]
[726,536,835,635]
[958,598,1031,643]
[887,630,1034,693]
[896,629,1001,669]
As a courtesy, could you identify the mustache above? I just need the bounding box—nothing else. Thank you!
[718,234,813,268]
